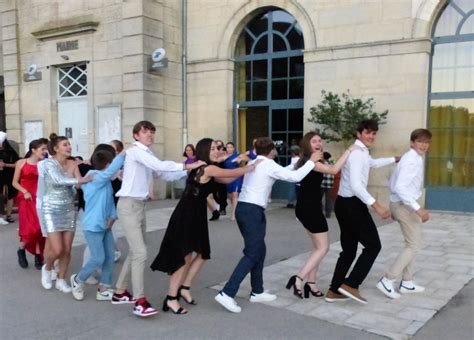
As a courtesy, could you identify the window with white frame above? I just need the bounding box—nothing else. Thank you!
[58,64,87,98]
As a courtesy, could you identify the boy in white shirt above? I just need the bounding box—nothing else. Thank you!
[215,137,321,313]
[111,121,202,317]
[326,119,397,305]
[376,129,431,299]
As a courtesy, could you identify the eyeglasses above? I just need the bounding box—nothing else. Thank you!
[216,146,223,150]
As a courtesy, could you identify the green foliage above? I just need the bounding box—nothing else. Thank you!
[308,90,388,143]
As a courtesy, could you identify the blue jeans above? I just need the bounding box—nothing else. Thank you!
[223,202,266,298]
[78,229,115,287]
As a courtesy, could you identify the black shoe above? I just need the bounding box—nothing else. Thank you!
[285,275,303,299]
[17,249,28,268]
[6,216,15,223]
[34,254,43,270]
[209,210,220,221]
[162,295,187,314]
[286,203,295,208]
[304,282,324,298]
[178,285,197,305]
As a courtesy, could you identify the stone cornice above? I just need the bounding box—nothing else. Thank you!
[187,58,234,74]
[32,21,99,41]
[304,38,432,63]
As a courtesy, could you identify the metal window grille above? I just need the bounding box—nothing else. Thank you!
[58,64,87,98]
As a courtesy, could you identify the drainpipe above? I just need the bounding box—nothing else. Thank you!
[181,0,188,148]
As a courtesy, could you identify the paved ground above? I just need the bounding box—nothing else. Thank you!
[0,199,473,339]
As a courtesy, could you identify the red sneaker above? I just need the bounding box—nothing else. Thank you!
[133,297,159,317]
[111,290,136,304]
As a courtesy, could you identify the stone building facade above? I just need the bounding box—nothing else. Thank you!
[0,0,472,210]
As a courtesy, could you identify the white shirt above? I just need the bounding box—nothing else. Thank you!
[116,142,187,199]
[239,155,315,209]
[390,148,424,211]
[338,139,395,206]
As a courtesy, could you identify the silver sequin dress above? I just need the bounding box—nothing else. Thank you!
[36,159,78,235]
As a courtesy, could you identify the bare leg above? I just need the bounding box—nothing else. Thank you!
[297,231,329,291]
[5,198,14,217]
[44,232,64,271]
[166,254,192,312]
[230,192,238,221]
[207,195,216,213]
[57,231,74,279]
[180,254,206,302]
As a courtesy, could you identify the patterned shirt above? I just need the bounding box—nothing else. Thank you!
[320,159,335,189]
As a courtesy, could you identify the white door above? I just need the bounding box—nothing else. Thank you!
[57,64,89,159]
[58,97,89,158]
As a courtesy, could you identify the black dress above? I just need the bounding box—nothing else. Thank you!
[151,167,215,274]
[295,169,328,234]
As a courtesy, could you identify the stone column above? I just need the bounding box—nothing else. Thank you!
[1,0,22,146]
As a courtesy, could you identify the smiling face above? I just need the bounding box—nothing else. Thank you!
[33,144,48,160]
[54,139,72,157]
[226,143,235,154]
[134,127,155,146]
[356,129,377,147]
[310,134,323,152]
[185,146,194,158]
[411,139,430,156]
[209,141,219,162]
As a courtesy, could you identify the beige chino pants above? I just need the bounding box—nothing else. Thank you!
[115,197,148,299]
[385,201,423,281]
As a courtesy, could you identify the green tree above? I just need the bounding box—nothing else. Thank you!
[308,90,388,143]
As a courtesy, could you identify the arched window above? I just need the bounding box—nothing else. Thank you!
[234,8,304,165]
[426,0,474,211]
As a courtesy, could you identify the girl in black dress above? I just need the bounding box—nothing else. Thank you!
[151,138,259,314]
[286,131,356,299]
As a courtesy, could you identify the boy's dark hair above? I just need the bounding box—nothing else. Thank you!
[254,137,275,156]
[111,139,124,153]
[410,129,432,142]
[356,119,379,133]
[133,121,156,137]
[91,150,115,171]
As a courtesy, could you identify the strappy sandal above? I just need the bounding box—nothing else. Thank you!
[162,295,188,314]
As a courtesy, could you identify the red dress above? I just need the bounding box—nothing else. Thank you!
[16,162,45,255]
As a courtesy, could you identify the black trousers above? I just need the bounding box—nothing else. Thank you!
[329,196,381,292]
[213,183,228,211]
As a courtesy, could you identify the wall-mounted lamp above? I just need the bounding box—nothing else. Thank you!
[60,55,69,60]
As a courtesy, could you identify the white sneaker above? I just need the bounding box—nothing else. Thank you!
[41,264,53,290]
[249,290,277,302]
[70,274,84,300]
[96,289,114,301]
[215,291,241,313]
[56,278,72,293]
[0,217,8,225]
[114,250,121,262]
[399,280,425,294]
[376,277,400,299]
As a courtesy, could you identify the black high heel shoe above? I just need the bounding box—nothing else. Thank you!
[286,275,303,299]
[178,285,197,305]
[162,295,188,314]
[304,282,324,298]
